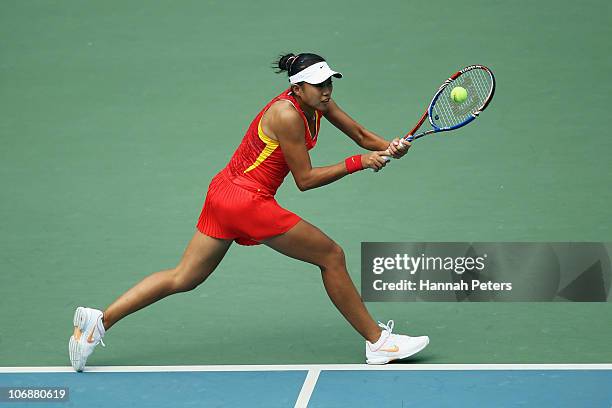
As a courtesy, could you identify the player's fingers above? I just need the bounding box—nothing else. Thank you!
[372,156,391,172]
[395,140,411,156]
[377,155,390,167]
[370,155,385,169]
[390,148,403,158]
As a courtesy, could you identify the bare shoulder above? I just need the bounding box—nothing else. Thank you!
[262,100,304,141]
[266,99,301,122]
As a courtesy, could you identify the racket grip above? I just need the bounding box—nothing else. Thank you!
[374,138,407,171]
[383,139,405,161]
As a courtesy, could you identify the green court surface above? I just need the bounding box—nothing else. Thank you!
[1,0,611,371]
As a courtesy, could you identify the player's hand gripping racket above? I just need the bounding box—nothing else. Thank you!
[384,64,496,160]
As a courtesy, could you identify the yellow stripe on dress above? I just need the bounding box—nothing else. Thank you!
[244,120,279,173]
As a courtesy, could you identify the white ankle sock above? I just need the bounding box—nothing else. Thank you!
[369,330,389,350]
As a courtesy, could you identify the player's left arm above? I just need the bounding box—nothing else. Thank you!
[323,99,409,158]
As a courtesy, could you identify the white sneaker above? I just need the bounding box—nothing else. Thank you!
[68,307,106,372]
[366,320,429,365]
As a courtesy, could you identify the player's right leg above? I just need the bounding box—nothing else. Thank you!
[263,220,429,364]
[69,231,232,371]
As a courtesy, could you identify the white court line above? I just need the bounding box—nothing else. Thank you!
[294,369,320,408]
[1,363,611,373]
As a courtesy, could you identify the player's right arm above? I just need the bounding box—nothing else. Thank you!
[265,102,387,191]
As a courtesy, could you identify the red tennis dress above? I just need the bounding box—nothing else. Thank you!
[196,88,321,245]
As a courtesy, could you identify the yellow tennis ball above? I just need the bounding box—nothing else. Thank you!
[450,86,468,103]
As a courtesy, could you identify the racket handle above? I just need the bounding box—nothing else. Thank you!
[382,138,406,162]
[373,137,410,171]
[372,156,390,172]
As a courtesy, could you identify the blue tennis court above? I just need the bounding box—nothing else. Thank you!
[1,365,610,407]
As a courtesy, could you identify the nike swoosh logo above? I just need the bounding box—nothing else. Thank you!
[380,345,399,353]
[73,324,82,341]
[87,324,97,344]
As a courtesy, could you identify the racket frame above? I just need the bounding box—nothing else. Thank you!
[405,65,496,143]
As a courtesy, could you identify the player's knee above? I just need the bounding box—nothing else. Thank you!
[321,243,346,271]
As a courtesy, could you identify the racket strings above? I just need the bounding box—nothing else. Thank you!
[470,69,491,113]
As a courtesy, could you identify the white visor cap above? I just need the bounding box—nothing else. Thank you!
[289,61,343,85]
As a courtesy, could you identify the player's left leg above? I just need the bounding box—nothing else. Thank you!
[69,231,232,371]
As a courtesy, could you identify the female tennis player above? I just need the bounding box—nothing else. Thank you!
[69,52,430,371]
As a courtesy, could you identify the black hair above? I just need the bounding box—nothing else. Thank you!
[273,52,326,78]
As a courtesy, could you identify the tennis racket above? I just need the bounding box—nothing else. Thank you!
[385,64,496,158]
